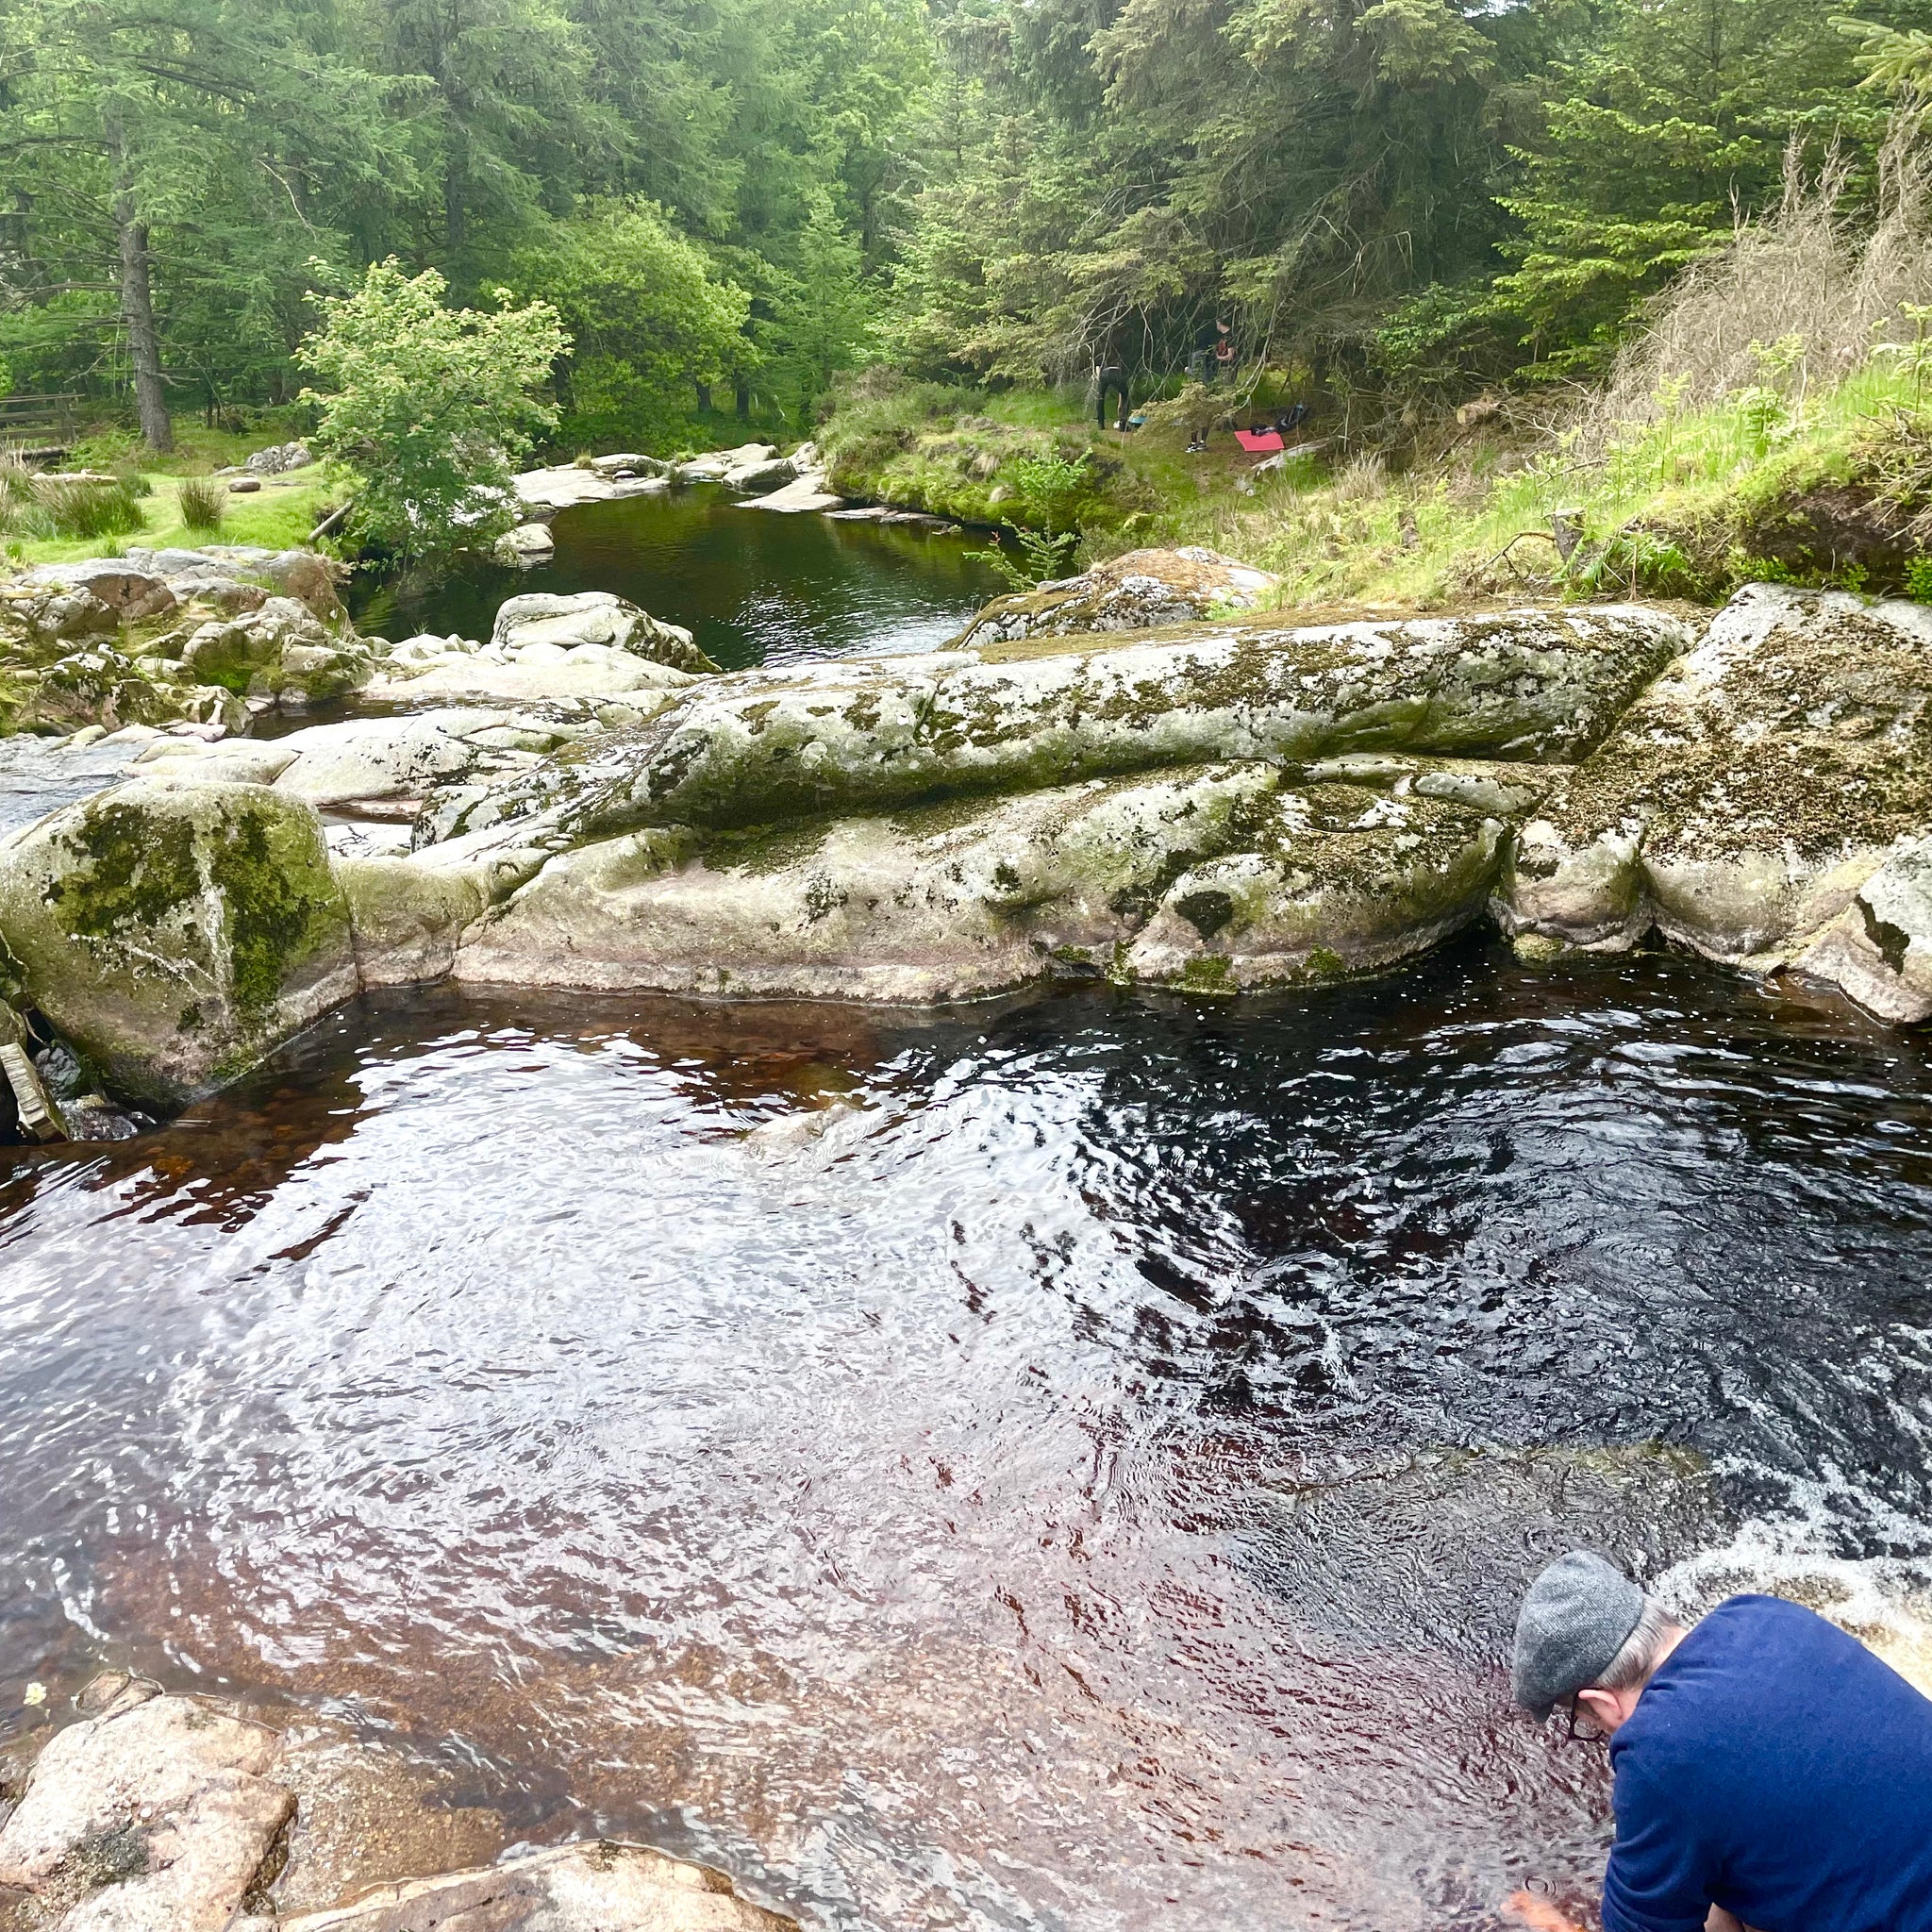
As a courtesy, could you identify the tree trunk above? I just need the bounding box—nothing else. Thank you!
[695,380,712,412]
[735,382,750,421]
[105,113,171,452]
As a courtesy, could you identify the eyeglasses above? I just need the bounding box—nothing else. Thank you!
[1563,1696,1609,1745]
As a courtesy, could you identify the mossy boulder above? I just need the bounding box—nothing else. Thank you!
[1494,585,1932,1019]
[179,596,374,709]
[0,778,357,1102]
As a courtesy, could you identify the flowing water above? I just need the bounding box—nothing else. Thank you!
[5,946,1932,1930]
[8,498,1932,1929]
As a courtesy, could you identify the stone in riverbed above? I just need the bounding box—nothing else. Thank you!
[266,1840,795,1932]
[946,546,1284,649]
[1492,585,1932,1020]
[0,1680,291,1932]
[494,521,556,568]
[490,591,718,675]
[0,777,357,1102]
[456,757,1546,1001]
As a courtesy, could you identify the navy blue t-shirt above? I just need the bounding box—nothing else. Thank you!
[1603,1594,1932,1932]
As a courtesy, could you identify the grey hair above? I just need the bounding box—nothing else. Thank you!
[1591,1597,1677,1694]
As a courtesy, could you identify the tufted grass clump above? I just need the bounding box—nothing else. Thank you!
[38,475,146,540]
[176,474,227,532]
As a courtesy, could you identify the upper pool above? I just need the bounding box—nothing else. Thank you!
[346,485,1012,672]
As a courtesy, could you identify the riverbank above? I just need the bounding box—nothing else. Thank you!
[813,359,1932,610]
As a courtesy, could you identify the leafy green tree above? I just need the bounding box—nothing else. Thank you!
[508,198,751,447]
[752,192,879,425]
[296,259,568,558]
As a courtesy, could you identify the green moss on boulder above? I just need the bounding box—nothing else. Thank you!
[0,777,357,1101]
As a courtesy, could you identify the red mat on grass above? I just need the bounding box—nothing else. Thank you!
[1234,429,1284,453]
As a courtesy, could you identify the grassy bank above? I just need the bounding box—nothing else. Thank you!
[816,360,1932,613]
[6,472,339,568]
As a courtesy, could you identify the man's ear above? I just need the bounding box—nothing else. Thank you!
[1574,1686,1620,1724]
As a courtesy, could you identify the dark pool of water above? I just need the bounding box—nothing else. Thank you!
[348,487,1010,672]
[5,942,1931,1930]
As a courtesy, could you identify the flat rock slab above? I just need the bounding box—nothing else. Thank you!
[511,467,668,511]
[739,475,841,513]
[271,1840,794,1932]
[0,1686,291,1932]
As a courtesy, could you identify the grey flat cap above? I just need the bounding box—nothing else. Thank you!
[1512,1551,1647,1719]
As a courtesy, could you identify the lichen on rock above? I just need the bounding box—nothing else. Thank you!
[425,604,1689,855]
[1492,584,1932,1019]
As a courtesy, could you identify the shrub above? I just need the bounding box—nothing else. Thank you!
[298,258,569,562]
[176,475,227,531]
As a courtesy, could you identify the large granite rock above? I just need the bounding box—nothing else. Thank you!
[512,464,669,511]
[422,605,1690,852]
[1493,586,1932,1020]
[0,1675,791,1932]
[0,1680,291,1932]
[490,591,719,675]
[0,777,356,1101]
[0,560,177,643]
[130,708,595,812]
[947,546,1284,650]
[456,755,1553,1001]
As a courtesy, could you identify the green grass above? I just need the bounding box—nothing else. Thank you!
[5,471,339,566]
[819,360,1932,609]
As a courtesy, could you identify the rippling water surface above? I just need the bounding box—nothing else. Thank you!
[5,943,1932,1930]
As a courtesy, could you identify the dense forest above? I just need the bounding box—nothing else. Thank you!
[5,0,1932,455]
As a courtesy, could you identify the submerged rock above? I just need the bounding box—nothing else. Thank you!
[264,1841,794,1931]
[947,546,1284,650]
[0,777,357,1102]
[0,1679,291,1932]
[0,1676,792,1932]
[1493,586,1932,1021]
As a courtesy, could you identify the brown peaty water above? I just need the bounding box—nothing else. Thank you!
[4,943,1932,1930]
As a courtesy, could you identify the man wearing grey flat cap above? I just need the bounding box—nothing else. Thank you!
[1506,1550,1932,1932]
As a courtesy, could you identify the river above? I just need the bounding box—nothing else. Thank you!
[4,495,1932,1932]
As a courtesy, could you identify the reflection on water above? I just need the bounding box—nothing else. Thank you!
[4,944,1932,1930]
[349,486,1008,671]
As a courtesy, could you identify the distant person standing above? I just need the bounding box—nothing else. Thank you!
[1092,358,1128,430]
